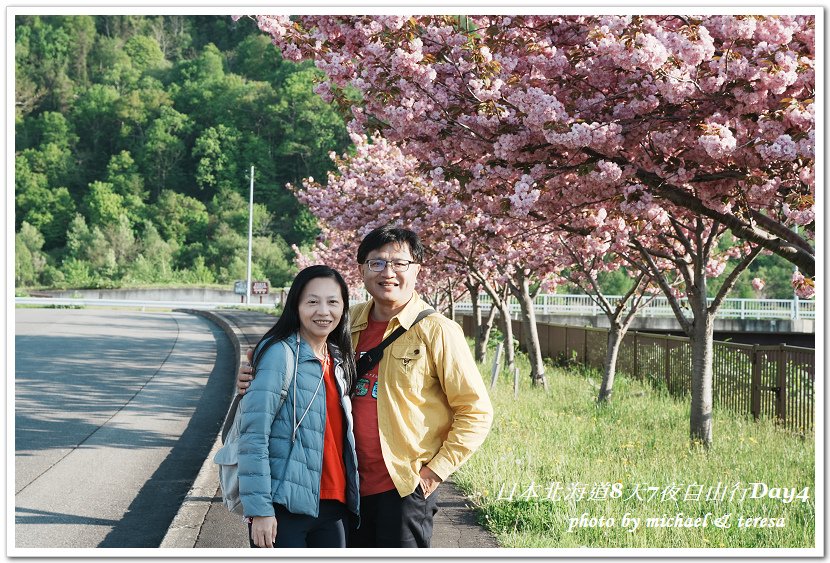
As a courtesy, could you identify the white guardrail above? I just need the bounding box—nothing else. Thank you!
[14,297,278,311]
[16,293,815,321]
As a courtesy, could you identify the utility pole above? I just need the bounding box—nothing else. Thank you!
[246,165,254,304]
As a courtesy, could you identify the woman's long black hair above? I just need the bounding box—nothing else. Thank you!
[252,265,356,390]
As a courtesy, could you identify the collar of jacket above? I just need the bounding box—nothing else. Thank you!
[294,333,343,366]
[350,292,427,332]
[327,342,344,366]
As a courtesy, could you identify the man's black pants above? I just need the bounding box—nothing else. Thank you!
[348,485,439,548]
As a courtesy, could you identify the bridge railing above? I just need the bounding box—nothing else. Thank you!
[17,291,816,322]
[451,293,815,320]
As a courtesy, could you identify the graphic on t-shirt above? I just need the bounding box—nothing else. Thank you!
[355,378,370,397]
[372,381,378,399]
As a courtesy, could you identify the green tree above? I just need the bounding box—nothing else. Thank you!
[16,16,75,112]
[139,105,190,197]
[15,157,76,249]
[103,214,137,266]
[61,15,96,86]
[97,15,147,41]
[14,15,356,289]
[193,124,241,196]
[124,34,168,72]
[146,16,193,60]
[71,83,122,182]
[14,22,46,120]
[259,66,349,244]
[83,181,124,227]
[18,144,75,193]
[63,214,118,284]
[231,34,284,82]
[252,234,296,287]
[60,257,96,288]
[123,221,178,284]
[178,255,216,284]
[15,222,48,287]
[150,189,208,245]
[18,110,78,152]
[88,35,138,88]
[203,221,248,283]
[104,151,147,224]
[115,76,173,149]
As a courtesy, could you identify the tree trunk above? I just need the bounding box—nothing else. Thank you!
[468,282,493,363]
[477,303,498,364]
[497,300,516,376]
[597,324,624,403]
[510,276,547,390]
[689,314,715,448]
[447,287,456,322]
[470,285,484,362]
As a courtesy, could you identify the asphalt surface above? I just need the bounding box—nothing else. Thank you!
[161,309,500,551]
[14,308,236,550]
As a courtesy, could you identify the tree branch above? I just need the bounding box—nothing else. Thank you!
[631,237,693,334]
[710,244,764,314]
[583,148,815,276]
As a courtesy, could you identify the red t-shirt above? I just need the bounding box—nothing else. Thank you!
[319,354,347,503]
[352,317,396,496]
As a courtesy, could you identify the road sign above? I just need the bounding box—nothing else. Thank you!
[233,280,247,295]
[251,281,270,295]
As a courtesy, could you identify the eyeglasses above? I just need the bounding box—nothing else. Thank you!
[363,258,419,272]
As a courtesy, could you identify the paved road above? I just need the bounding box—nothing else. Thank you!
[14,308,236,549]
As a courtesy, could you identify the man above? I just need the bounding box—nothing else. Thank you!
[236,225,493,547]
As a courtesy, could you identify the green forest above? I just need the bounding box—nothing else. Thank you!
[14,15,351,290]
[13,15,797,299]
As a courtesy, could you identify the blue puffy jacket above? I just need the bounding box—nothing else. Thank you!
[237,333,359,519]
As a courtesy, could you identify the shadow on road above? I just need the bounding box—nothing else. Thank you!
[15,507,120,527]
[97,323,237,548]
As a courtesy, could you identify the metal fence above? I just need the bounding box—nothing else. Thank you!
[460,316,815,432]
[451,293,815,320]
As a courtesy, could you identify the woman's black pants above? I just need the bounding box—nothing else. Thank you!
[248,500,348,548]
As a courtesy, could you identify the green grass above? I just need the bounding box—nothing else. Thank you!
[452,344,816,549]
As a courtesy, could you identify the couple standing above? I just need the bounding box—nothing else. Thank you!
[233,225,494,548]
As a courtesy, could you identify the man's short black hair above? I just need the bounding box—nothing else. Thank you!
[357,225,424,264]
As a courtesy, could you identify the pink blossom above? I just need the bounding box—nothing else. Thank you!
[792,271,815,299]
[698,124,737,159]
[756,134,798,161]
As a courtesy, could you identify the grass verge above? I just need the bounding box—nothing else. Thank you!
[452,345,815,549]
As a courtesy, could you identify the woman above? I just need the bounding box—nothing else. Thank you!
[238,265,359,548]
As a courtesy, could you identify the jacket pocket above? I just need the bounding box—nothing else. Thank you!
[389,340,426,388]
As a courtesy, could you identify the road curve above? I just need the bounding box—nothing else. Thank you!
[14,308,236,549]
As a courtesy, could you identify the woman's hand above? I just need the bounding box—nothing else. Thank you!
[238,349,255,394]
[251,515,278,548]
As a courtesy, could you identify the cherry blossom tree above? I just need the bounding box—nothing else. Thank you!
[243,14,814,285]
[555,208,667,403]
[242,13,816,445]
[615,185,764,446]
[293,131,562,385]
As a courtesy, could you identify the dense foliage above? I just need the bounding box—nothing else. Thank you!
[14,15,352,289]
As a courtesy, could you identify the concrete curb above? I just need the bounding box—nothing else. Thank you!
[159,437,224,548]
[160,309,245,548]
